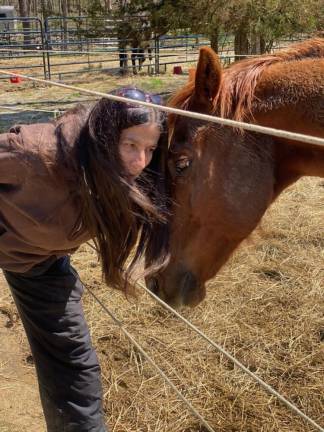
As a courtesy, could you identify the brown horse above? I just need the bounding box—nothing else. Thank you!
[146,37,324,307]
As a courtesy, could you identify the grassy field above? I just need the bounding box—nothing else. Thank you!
[0,69,188,132]
[0,48,199,81]
[0,69,323,432]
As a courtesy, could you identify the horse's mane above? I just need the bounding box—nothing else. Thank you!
[169,37,324,122]
[168,80,195,131]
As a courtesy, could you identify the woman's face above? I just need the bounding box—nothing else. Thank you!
[119,123,160,180]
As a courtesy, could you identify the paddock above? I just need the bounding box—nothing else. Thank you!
[0,52,323,432]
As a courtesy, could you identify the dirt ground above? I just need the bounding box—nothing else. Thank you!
[0,272,44,432]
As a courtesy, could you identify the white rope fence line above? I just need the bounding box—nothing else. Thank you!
[82,279,216,432]
[1,68,324,148]
[85,242,323,432]
[136,281,324,432]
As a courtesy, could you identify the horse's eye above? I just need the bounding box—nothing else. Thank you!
[175,157,191,175]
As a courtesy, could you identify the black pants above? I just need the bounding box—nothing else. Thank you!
[3,256,107,432]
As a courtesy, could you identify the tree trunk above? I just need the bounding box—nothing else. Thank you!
[105,0,112,12]
[67,0,73,13]
[78,0,82,15]
[250,32,260,54]
[46,0,55,15]
[210,27,219,53]
[18,0,32,47]
[40,0,47,18]
[234,27,249,58]
[29,0,36,15]
[62,0,68,50]
[250,33,267,54]
[260,36,266,53]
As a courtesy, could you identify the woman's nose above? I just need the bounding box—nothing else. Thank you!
[133,150,147,170]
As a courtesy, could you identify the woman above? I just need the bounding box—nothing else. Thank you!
[0,87,167,432]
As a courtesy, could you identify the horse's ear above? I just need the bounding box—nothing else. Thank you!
[190,47,222,111]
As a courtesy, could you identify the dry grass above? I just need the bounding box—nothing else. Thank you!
[0,49,198,80]
[73,177,324,432]
[0,49,197,98]
[0,67,188,111]
[0,68,188,133]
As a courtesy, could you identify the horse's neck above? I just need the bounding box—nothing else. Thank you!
[252,59,324,139]
[252,61,324,190]
[248,59,324,191]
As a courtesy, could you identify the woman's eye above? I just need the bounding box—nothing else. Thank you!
[125,142,137,151]
[175,157,191,174]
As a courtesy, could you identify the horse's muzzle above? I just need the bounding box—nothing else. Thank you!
[146,270,205,308]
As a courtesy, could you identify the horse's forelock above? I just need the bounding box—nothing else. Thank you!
[167,80,195,139]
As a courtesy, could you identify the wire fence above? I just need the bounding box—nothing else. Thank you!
[0,16,210,79]
[0,16,311,81]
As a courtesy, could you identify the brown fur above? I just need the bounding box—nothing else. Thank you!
[147,38,324,307]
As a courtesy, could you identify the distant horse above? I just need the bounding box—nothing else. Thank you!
[118,39,152,75]
[146,38,324,307]
[130,20,153,74]
[130,38,152,75]
[117,21,152,75]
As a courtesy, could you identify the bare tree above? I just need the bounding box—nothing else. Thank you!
[18,0,32,46]
[61,0,68,49]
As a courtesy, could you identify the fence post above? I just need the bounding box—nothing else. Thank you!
[154,34,160,75]
[44,17,51,80]
[38,18,48,80]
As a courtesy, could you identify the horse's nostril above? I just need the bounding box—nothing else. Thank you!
[182,272,197,293]
[179,271,199,305]
[147,277,159,296]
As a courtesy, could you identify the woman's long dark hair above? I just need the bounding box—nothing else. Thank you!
[76,97,169,292]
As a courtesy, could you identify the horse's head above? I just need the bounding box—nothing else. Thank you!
[147,47,275,307]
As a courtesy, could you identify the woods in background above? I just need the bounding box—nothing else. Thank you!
[1,0,323,55]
